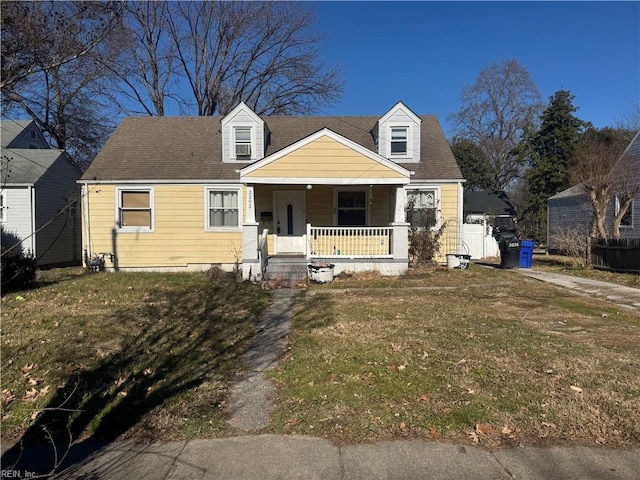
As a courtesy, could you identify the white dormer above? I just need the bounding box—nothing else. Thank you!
[375,101,421,162]
[221,102,266,162]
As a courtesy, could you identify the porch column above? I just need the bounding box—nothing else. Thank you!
[242,185,260,280]
[391,186,409,263]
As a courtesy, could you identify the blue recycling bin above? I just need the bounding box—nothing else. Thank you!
[519,240,535,268]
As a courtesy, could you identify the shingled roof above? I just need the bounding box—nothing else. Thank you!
[82,114,462,182]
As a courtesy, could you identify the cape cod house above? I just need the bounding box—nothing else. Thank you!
[79,102,464,279]
[1,120,82,267]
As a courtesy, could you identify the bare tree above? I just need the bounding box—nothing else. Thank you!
[1,1,125,170]
[571,128,631,239]
[114,1,341,117]
[1,1,122,91]
[449,59,544,191]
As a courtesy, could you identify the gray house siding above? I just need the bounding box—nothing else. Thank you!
[547,191,593,252]
[34,157,82,266]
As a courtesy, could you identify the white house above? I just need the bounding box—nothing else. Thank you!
[1,120,82,266]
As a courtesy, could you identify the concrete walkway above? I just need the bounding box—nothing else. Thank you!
[517,269,640,311]
[3,435,638,479]
[227,289,296,431]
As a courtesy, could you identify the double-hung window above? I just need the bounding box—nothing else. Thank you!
[336,190,366,226]
[117,187,153,231]
[234,127,252,160]
[390,127,408,156]
[207,187,240,229]
[406,188,438,228]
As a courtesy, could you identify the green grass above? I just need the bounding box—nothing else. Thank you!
[269,267,640,447]
[1,268,268,445]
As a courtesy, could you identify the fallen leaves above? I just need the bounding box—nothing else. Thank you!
[2,389,16,405]
[569,385,583,393]
[22,363,37,376]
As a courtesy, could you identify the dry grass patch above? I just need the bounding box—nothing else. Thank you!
[270,267,640,448]
[534,254,640,288]
[1,268,268,448]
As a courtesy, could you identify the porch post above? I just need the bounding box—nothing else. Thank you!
[242,185,260,280]
[391,186,409,267]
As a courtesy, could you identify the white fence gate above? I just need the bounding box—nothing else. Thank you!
[463,221,499,259]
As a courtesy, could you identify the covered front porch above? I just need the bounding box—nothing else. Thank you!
[238,128,413,280]
[241,183,411,280]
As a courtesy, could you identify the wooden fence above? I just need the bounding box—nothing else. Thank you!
[589,237,640,274]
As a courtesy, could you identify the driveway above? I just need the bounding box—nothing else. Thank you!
[517,269,640,311]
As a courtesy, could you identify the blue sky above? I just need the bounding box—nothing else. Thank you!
[311,1,640,138]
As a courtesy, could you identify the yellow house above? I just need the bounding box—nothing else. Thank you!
[79,102,464,279]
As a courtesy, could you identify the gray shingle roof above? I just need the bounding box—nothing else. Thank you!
[1,120,35,148]
[82,114,462,182]
[1,148,68,184]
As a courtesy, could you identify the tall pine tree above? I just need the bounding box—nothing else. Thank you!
[523,90,589,240]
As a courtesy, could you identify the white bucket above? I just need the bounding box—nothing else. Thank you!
[446,254,460,269]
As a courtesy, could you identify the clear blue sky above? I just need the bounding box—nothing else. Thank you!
[311,1,640,138]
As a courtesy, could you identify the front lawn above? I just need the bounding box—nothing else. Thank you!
[1,268,268,446]
[269,266,640,448]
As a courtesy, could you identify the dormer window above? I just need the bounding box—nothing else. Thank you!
[234,127,252,160]
[390,127,408,155]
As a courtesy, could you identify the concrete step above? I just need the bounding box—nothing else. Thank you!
[264,257,308,286]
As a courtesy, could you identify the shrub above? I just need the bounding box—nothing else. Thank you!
[406,198,446,266]
[1,230,37,292]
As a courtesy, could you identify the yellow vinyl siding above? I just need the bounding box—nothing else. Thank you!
[244,136,406,179]
[85,185,242,268]
[440,184,459,220]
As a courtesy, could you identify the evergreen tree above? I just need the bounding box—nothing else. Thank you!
[522,90,589,240]
[449,136,494,191]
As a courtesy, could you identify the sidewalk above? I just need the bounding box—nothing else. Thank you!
[3,434,639,479]
[516,268,640,311]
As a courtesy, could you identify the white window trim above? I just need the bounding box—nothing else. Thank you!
[115,186,154,233]
[615,194,634,228]
[333,187,369,226]
[229,123,256,162]
[204,185,243,231]
[405,185,441,229]
[387,123,412,159]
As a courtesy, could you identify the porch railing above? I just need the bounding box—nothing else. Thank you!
[308,226,392,258]
[258,228,269,278]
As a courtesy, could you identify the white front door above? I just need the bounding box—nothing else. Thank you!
[274,191,306,254]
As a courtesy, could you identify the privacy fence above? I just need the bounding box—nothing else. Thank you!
[589,237,640,274]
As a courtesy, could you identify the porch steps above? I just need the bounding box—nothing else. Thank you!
[264,255,308,287]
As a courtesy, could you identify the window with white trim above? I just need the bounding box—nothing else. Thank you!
[390,127,408,155]
[117,187,153,231]
[406,188,438,228]
[615,194,634,228]
[336,190,366,226]
[234,127,252,159]
[206,187,241,229]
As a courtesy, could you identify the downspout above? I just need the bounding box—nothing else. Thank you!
[82,183,91,263]
[457,181,464,252]
[29,185,36,255]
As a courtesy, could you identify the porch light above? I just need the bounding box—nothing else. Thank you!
[306,184,312,190]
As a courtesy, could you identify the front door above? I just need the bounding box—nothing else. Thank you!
[274,191,306,254]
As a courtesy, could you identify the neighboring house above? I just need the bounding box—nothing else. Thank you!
[1,120,82,266]
[463,191,515,222]
[548,129,640,251]
[79,102,464,279]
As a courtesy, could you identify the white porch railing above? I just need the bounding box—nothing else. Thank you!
[307,226,392,258]
[258,228,269,278]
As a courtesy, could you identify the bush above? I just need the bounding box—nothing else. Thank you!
[406,199,446,266]
[1,238,37,292]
